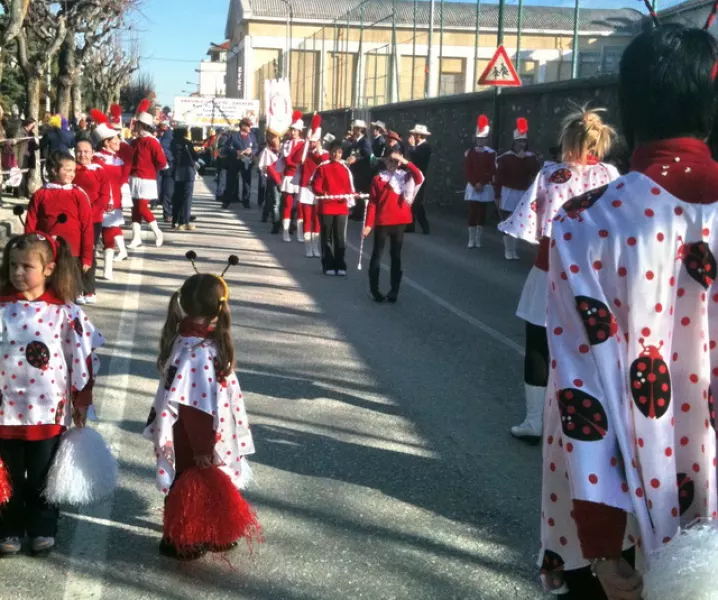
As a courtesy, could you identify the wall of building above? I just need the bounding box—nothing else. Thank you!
[199,61,227,96]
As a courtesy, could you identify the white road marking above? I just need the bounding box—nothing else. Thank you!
[346,240,524,356]
[62,249,146,600]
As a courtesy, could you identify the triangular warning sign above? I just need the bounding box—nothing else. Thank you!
[478,45,522,87]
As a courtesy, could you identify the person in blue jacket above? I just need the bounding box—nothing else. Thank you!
[222,118,258,209]
[170,125,199,230]
[156,121,175,221]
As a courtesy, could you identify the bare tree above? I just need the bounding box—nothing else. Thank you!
[84,35,139,111]
[0,0,32,83]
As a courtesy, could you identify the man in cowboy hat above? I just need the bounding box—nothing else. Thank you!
[371,120,388,160]
[347,118,373,220]
[223,117,258,209]
[406,123,432,234]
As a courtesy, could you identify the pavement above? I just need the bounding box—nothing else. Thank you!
[0,178,546,600]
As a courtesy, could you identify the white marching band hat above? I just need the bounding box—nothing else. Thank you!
[409,123,431,136]
[136,112,155,127]
[92,123,119,146]
[290,110,305,131]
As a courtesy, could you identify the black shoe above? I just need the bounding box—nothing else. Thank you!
[208,541,239,553]
[222,201,230,209]
[159,538,206,561]
[271,223,281,234]
[242,203,250,209]
[386,292,398,303]
[422,227,430,235]
[405,225,415,233]
[371,291,386,303]
[189,215,197,222]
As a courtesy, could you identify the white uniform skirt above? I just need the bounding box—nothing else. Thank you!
[464,183,494,202]
[299,187,315,205]
[121,183,132,208]
[281,169,302,194]
[102,209,124,228]
[500,187,525,213]
[516,266,548,327]
[129,177,158,201]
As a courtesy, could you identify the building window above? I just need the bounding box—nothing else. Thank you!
[601,48,622,74]
[439,72,464,95]
[578,51,601,78]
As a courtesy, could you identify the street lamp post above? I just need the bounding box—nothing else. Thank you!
[278,0,294,81]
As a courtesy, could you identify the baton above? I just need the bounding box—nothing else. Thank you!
[358,199,369,271]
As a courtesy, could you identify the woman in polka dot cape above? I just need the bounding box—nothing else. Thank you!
[499,108,619,443]
[0,232,103,557]
[144,252,256,559]
[539,24,718,600]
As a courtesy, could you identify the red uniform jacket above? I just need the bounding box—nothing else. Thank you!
[464,146,496,187]
[283,139,306,179]
[494,151,541,198]
[366,162,424,228]
[74,163,111,223]
[26,184,94,266]
[301,150,329,188]
[311,160,355,215]
[94,150,130,211]
[129,135,167,180]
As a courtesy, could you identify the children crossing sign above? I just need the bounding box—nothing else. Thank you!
[478,45,522,87]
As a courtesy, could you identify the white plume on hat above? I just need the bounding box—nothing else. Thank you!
[475,115,490,138]
[514,117,529,140]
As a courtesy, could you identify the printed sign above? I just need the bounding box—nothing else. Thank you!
[173,97,259,128]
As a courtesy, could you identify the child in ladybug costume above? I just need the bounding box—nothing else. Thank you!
[144,252,258,560]
[536,23,718,600]
[0,232,103,556]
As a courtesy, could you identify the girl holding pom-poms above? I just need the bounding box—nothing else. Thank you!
[144,252,259,560]
[0,232,103,556]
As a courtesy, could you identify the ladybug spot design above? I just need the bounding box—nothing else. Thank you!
[557,185,609,223]
[630,340,671,419]
[164,365,178,391]
[25,341,50,371]
[677,473,695,516]
[557,388,609,441]
[72,317,84,335]
[145,407,157,428]
[679,241,716,289]
[550,168,573,185]
[575,296,617,345]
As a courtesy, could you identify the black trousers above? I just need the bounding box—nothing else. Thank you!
[80,223,102,296]
[223,158,240,205]
[320,214,348,272]
[0,436,62,538]
[172,180,194,225]
[409,187,430,233]
[158,172,175,219]
[525,322,549,387]
[258,173,266,208]
[239,165,252,207]
[264,179,281,229]
[369,224,405,292]
[558,548,636,599]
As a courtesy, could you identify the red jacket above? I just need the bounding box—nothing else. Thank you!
[129,134,167,180]
[366,162,424,227]
[93,151,128,210]
[464,146,496,187]
[312,160,355,215]
[26,184,94,266]
[301,150,329,188]
[494,151,541,198]
[283,139,305,179]
[74,163,111,223]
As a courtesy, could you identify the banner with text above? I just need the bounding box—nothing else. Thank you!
[173,97,260,128]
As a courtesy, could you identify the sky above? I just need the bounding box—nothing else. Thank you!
[136,0,687,106]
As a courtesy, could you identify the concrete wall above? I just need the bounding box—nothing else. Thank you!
[323,75,622,209]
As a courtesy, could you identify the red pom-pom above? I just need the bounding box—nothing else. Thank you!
[0,458,12,505]
[310,113,321,130]
[164,466,261,556]
[291,110,303,123]
[89,109,109,125]
[110,104,122,119]
[517,117,529,135]
[477,115,489,130]
[137,99,151,115]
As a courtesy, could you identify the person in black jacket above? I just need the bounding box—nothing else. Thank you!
[371,121,387,160]
[406,124,432,234]
[40,115,75,157]
[156,121,174,220]
[347,119,373,221]
[170,125,199,231]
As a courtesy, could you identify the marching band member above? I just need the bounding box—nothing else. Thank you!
[499,108,618,442]
[127,100,167,249]
[258,125,284,233]
[363,147,424,303]
[464,115,496,249]
[280,111,305,243]
[494,118,541,260]
[298,115,329,258]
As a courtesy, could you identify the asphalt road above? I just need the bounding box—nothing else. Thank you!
[0,179,546,600]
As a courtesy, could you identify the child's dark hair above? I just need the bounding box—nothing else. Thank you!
[329,140,344,153]
[0,234,80,302]
[46,151,75,181]
[158,274,235,377]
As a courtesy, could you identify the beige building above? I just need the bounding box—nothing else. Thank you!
[224,0,645,113]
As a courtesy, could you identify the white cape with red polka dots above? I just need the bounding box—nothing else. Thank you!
[540,171,718,590]
[0,300,103,427]
[499,161,620,244]
[143,335,255,494]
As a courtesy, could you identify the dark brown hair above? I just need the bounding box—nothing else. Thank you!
[46,150,75,183]
[157,274,235,377]
[0,234,80,302]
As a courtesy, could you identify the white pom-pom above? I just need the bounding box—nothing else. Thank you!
[643,521,718,600]
[236,457,254,490]
[44,427,117,506]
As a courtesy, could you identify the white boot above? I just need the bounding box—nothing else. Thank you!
[467,226,476,249]
[510,384,545,440]
[102,249,114,281]
[296,220,304,243]
[312,232,321,257]
[127,222,143,248]
[503,236,513,260]
[304,233,313,257]
[509,236,520,260]
[282,219,291,242]
[114,235,128,261]
[149,220,164,247]
[475,226,483,248]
